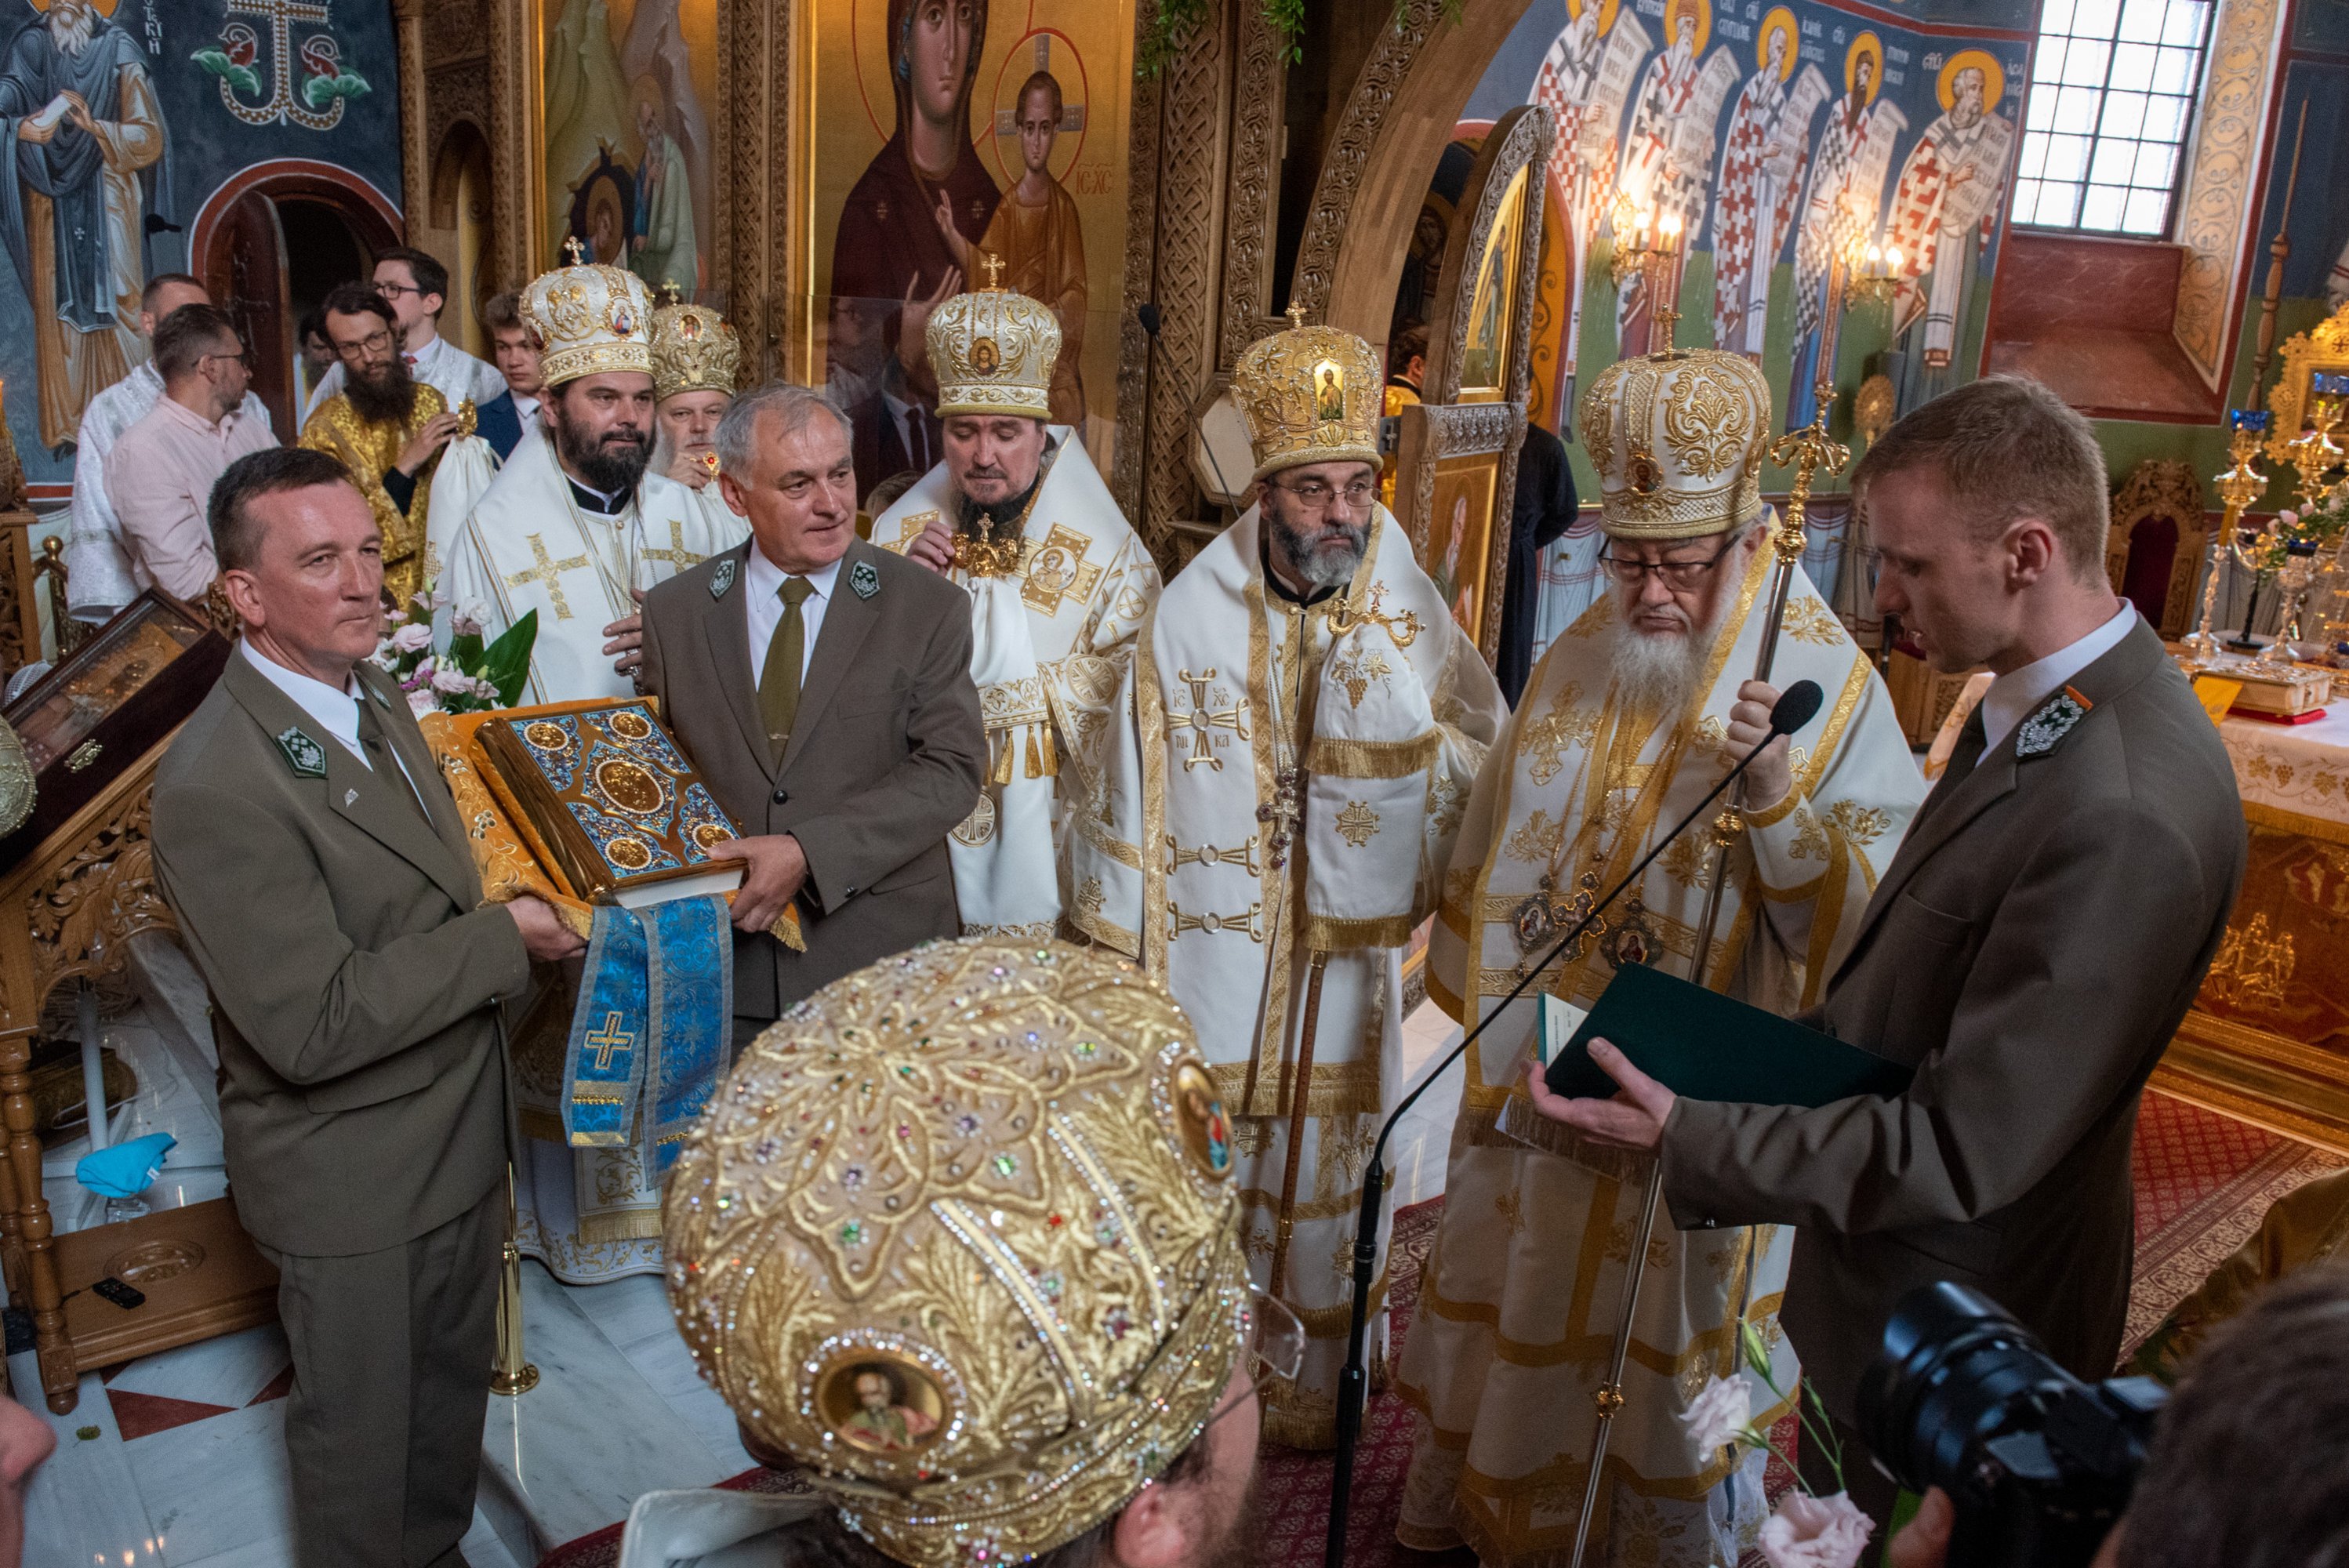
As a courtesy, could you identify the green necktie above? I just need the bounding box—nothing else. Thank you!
[758,575,817,757]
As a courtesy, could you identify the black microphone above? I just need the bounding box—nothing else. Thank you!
[1321,678,1822,1568]
[1138,302,1163,339]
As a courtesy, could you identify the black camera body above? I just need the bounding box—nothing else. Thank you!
[1859,1282,2165,1568]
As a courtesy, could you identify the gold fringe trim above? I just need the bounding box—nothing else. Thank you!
[578,1208,664,1244]
[1211,1058,1381,1117]
[1299,911,1418,952]
[1307,730,1440,779]
[1496,1094,1660,1186]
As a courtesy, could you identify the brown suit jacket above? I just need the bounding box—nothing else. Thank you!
[1661,618,2245,1416]
[152,653,529,1258]
[639,536,984,1017]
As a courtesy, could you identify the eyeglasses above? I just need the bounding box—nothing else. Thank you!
[1189,1289,1305,1443]
[199,349,251,370]
[1599,535,1739,589]
[374,281,422,299]
[332,328,395,363]
[1271,477,1377,514]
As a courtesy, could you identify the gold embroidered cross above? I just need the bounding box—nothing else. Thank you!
[1325,583,1421,648]
[583,1011,635,1071]
[981,251,1005,289]
[1518,683,1600,786]
[506,533,592,621]
[640,517,706,575]
[1171,668,1249,771]
[1022,524,1106,616]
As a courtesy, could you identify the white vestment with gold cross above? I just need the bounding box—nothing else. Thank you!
[442,430,746,707]
[1395,539,1922,1568]
[873,430,1160,939]
[437,429,746,1283]
[1073,503,1505,1446]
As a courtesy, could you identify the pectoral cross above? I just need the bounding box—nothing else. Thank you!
[1256,765,1302,869]
[584,1011,636,1071]
[1173,668,1249,771]
[564,235,586,265]
[981,251,1005,289]
[506,533,593,621]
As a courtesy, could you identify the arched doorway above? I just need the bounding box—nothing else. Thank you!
[429,121,495,360]
[192,162,403,437]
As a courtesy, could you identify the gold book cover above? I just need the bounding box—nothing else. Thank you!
[477,698,747,908]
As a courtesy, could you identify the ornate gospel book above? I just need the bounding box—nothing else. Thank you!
[476,698,746,908]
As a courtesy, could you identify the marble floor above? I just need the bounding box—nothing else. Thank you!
[15,974,1468,1566]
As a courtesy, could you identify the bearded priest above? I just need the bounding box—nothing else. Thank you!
[1072,310,1505,1446]
[1393,348,1924,1568]
[438,256,745,1287]
[872,264,1160,940]
[441,256,746,707]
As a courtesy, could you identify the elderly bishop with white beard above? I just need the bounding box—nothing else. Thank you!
[1393,347,1924,1568]
[1073,311,1506,1446]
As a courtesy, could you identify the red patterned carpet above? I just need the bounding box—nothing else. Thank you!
[539,1091,2340,1568]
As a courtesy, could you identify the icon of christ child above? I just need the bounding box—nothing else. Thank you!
[844,1366,939,1453]
[975,69,1089,427]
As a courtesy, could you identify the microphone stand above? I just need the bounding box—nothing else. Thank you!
[1323,695,1813,1568]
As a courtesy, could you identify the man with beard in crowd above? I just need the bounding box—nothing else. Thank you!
[439,256,746,1287]
[300,281,460,607]
[299,246,503,426]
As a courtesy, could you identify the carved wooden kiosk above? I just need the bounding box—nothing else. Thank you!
[0,597,274,1413]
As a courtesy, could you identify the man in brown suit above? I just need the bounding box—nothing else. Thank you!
[151,448,585,1567]
[1527,378,2246,1512]
[640,381,983,1033]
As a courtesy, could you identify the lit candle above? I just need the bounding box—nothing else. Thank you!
[1659,212,1682,254]
[1885,244,1903,272]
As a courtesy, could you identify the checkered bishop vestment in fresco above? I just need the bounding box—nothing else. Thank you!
[1712,71,1808,354]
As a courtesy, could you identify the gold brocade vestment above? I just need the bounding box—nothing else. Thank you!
[300,387,448,605]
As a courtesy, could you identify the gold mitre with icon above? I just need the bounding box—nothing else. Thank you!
[650,290,741,404]
[1233,306,1382,484]
[1577,348,1772,539]
[665,938,1250,1568]
[926,255,1061,421]
[522,242,655,387]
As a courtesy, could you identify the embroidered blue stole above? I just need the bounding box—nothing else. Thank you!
[560,895,734,1176]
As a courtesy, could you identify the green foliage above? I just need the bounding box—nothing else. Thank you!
[303,71,372,111]
[191,50,262,100]
[477,610,539,709]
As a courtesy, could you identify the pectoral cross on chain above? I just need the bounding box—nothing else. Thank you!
[506,533,592,621]
[1174,668,1249,771]
[583,1011,635,1071]
[1257,766,1303,870]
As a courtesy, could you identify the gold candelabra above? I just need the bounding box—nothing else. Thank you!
[2184,418,2268,665]
[1607,201,1686,355]
[2258,539,2322,667]
[1845,239,1904,307]
[2282,394,2344,510]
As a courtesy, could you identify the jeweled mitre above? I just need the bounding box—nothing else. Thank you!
[650,299,741,404]
[522,261,653,387]
[926,278,1060,420]
[664,938,1248,1568]
[1577,349,1772,538]
[1231,311,1382,484]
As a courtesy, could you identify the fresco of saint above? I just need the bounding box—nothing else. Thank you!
[1885,51,2016,367]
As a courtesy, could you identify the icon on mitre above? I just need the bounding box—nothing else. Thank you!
[1312,358,1345,424]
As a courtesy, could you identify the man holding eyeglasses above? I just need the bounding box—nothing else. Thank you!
[299,246,503,426]
[1073,315,1505,1449]
[300,281,462,606]
[1394,347,1922,1568]
[104,302,278,601]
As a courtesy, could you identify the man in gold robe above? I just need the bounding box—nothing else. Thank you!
[300,283,459,606]
[1396,347,1924,1568]
[1073,311,1507,1446]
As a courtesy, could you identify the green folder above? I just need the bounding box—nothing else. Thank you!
[1542,961,1913,1106]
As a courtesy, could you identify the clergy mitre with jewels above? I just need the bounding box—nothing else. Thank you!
[1233,307,1382,485]
[665,938,1250,1568]
[650,297,741,404]
[522,254,654,387]
[926,260,1061,421]
[1577,349,1771,539]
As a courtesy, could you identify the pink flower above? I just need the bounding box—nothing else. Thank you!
[389,622,434,655]
[430,663,474,695]
[469,676,500,702]
[405,687,438,718]
[451,606,485,638]
[1759,1491,1874,1568]
[1679,1375,1752,1454]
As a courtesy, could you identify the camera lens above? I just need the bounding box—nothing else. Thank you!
[1858,1282,2081,1503]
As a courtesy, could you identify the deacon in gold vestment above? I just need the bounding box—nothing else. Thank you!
[1073,313,1506,1446]
[300,282,461,606]
[873,267,1157,940]
[1394,350,1923,1567]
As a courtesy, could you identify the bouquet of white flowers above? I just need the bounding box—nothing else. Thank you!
[1680,1322,1876,1568]
[372,585,537,717]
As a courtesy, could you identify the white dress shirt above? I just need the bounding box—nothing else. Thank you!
[302,330,506,425]
[240,641,430,806]
[1978,599,2135,753]
[743,546,841,684]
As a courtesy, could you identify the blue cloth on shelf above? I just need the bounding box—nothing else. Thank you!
[76,1132,175,1198]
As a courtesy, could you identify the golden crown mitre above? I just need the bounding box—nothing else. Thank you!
[522,245,655,387]
[649,294,742,404]
[1232,305,1382,485]
[664,938,1251,1568]
[1577,348,1773,539]
[926,254,1060,420]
